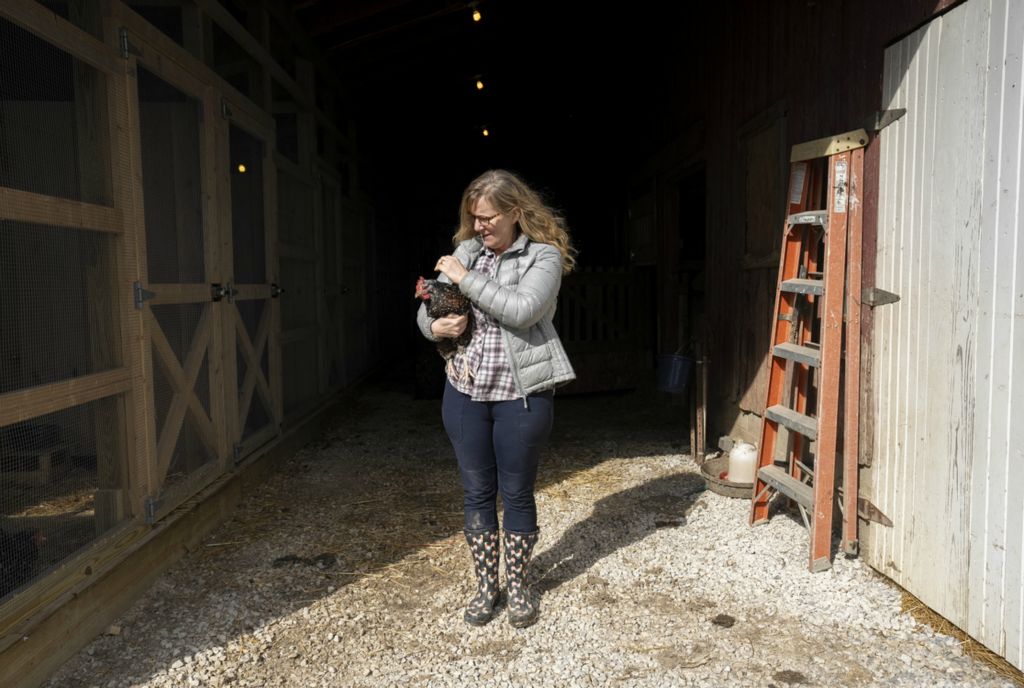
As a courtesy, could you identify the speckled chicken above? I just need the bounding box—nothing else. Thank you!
[415,276,474,362]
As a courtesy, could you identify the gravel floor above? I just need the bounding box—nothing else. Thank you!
[47,380,1017,688]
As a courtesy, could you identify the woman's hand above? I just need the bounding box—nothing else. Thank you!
[430,314,468,338]
[435,255,469,285]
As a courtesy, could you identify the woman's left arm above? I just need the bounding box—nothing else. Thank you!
[458,245,562,329]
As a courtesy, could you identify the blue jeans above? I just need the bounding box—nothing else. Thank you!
[442,380,554,533]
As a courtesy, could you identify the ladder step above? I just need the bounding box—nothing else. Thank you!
[764,405,818,440]
[773,342,822,367]
[780,278,824,295]
[787,210,828,227]
[759,465,814,510]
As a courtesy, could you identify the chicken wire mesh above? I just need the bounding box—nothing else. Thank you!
[137,65,206,285]
[231,124,267,285]
[1,15,129,602]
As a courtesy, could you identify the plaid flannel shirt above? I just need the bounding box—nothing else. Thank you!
[448,248,518,401]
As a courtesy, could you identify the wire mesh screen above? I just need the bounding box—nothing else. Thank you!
[283,339,319,415]
[0,223,119,392]
[278,170,314,248]
[1,398,126,604]
[280,257,317,332]
[0,16,112,205]
[126,3,185,48]
[230,125,266,284]
[137,65,205,284]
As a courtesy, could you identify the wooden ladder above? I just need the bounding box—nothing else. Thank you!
[749,130,866,572]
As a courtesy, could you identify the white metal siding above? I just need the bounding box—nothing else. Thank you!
[867,0,1024,669]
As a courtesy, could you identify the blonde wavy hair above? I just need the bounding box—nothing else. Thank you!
[453,169,577,274]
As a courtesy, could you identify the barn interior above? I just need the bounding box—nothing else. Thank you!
[2,0,992,684]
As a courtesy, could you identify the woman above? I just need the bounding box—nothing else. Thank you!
[417,169,576,628]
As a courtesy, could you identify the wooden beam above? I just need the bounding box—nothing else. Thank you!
[148,283,213,306]
[0,2,121,74]
[0,187,123,234]
[0,369,131,428]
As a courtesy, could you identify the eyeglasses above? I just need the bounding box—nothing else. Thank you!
[472,212,502,227]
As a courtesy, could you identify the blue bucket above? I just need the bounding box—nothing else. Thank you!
[656,354,695,394]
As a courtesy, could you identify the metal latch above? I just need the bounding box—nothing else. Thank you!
[133,281,155,309]
[857,498,893,527]
[144,496,162,524]
[862,287,900,308]
[211,283,239,302]
[119,28,141,58]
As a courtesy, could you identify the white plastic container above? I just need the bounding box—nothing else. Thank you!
[727,441,757,484]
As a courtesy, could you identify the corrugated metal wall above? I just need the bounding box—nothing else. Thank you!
[866,0,1024,669]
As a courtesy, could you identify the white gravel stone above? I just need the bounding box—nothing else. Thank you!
[44,385,1019,688]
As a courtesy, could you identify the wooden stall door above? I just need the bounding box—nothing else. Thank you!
[219,106,282,460]
[126,29,228,520]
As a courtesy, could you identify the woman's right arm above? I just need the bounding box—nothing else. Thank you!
[417,302,442,342]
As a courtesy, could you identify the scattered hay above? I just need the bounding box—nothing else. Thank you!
[901,590,1024,686]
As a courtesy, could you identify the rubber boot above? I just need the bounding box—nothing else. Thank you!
[463,528,501,625]
[503,530,540,628]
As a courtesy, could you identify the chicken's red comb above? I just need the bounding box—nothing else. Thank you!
[414,276,430,300]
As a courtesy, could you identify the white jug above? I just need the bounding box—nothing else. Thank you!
[727,441,757,484]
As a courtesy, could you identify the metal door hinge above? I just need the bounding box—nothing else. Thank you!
[862,287,900,308]
[119,28,141,58]
[857,498,893,527]
[220,97,233,120]
[866,108,906,132]
[233,443,242,462]
[133,281,155,309]
[144,496,162,524]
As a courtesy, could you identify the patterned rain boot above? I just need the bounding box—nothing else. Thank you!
[463,528,501,625]
[503,530,540,628]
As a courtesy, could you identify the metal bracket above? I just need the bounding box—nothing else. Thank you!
[233,443,242,462]
[857,498,893,527]
[862,287,900,308]
[866,108,907,132]
[220,97,233,120]
[271,283,284,298]
[133,281,156,310]
[211,283,238,302]
[119,28,141,59]
[144,496,162,524]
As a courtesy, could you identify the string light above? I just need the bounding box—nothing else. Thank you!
[237,163,247,173]
[472,8,481,22]
[476,79,484,91]
[482,128,489,137]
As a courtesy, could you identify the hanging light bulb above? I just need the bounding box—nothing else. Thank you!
[482,127,489,137]
[476,79,484,91]
[237,163,247,173]
[472,8,481,22]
